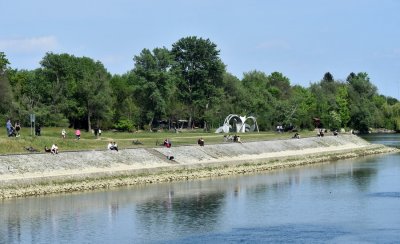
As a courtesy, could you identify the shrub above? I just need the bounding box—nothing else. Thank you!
[114,119,134,132]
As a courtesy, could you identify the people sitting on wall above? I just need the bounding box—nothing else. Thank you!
[233,134,238,142]
[51,144,59,154]
[163,138,171,148]
[237,135,242,143]
[44,146,51,153]
[198,137,205,146]
[292,132,300,139]
[318,129,324,137]
[167,150,174,160]
[333,130,338,136]
[108,141,118,151]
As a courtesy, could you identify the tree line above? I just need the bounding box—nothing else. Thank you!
[1,36,399,133]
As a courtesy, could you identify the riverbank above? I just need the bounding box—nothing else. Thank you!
[0,134,398,199]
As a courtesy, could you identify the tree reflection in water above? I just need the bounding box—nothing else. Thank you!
[135,190,225,236]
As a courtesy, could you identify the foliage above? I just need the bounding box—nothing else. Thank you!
[2,38,399,133]
[171,36,226,127]
[0,52,14,119]
[114,119,135,132]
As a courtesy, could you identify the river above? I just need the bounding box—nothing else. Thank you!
[1,134,399,243]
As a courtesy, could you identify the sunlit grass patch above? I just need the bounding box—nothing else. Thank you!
[0,127,316,154]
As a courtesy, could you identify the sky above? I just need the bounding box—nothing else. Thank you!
[1,0,400,99]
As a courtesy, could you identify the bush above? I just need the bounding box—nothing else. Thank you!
[114,119,134,132]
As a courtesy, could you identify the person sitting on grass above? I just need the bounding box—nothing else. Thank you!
[44,146,51,153]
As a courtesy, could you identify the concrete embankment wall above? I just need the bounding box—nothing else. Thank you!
[0,134,398,198]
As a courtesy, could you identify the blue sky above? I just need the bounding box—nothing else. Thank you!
[1,0,400,99]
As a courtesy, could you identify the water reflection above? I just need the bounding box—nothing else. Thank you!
[135,190,225,239]
[360,133,400,148]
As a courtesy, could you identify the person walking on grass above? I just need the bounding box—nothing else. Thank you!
[61,129,66,139]
[6,118,12,136]
[75,129,81,140]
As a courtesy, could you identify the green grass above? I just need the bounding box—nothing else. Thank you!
[0,127,317,155]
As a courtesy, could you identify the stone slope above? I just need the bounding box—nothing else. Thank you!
[0,134,396,192]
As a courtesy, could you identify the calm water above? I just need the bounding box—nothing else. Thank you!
[1,134,399,243]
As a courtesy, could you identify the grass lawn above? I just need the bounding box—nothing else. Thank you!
[0,127,317,155]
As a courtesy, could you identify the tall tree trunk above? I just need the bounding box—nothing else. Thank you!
[88,112,92,132]
[188,115,192,130]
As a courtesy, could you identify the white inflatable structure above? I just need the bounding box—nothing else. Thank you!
[215,114,259,133]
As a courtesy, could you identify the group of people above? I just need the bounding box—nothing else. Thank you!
[108,141,118,151]
[6,119,21,137]
[162,138,174,160]
[317,129,325,137]
[292,132,300,139]
[276,125,284,133]
[94,127,102,138]
[317,129,339,137]
[223,134,242,143]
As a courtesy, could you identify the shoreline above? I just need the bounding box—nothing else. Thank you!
[1,135,398,199]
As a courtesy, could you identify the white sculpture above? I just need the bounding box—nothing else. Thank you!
[215,114,259,133]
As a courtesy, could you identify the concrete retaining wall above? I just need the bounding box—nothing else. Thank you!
[0,134,397,198]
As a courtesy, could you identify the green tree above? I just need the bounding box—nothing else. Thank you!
[110,73,139,130]
[347,72,379,132]
[0,52,13,118]
[328,111,342,130]
[39,53,79,125]
[75,57,112,131]
[132,47,175,130]
[171,36,225,128]
[267,72,291,99]
[39,53,113,129]
[241,71,277,130]
[289,85,317,129]
[336,86,350,128]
